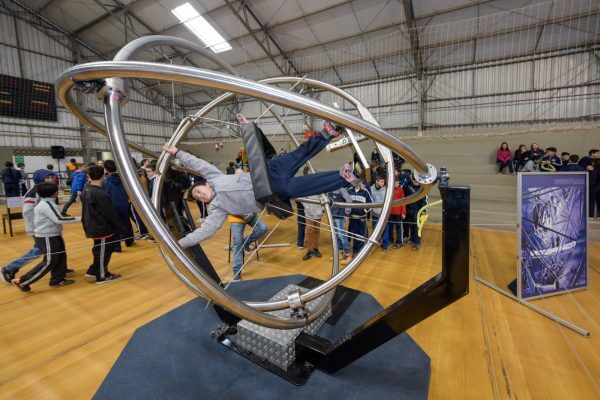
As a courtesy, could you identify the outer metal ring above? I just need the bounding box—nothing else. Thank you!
[57,60,434,329]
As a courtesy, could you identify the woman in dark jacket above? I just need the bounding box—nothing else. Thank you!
[513,144,528,172]
[1,161,21,197]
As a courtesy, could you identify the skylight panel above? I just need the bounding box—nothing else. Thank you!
[171,3,232,53]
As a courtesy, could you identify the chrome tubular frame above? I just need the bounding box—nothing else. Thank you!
[56,37,437,329]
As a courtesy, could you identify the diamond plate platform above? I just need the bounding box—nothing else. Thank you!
[235,284,332,371]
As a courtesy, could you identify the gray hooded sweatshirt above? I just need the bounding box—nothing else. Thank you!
[176,151,261,248]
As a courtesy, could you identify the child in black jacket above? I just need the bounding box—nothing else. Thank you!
[81,165,125,284]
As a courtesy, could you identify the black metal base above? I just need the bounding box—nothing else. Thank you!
[94,275,431,400]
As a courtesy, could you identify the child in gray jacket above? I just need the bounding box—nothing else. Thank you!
[12,182,80,292]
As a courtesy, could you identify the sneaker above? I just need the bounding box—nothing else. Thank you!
[340,162,360,185]
[113,247,122,253]
[230,273,242,283]
[393,243,399,249]
[84,273,95,279]
[382,247,388,252]
[297,245,304,250]
[66,268,74,275]
[0,267,15,285]
[341,255,351,265]
[411,244,420,251]
[50,279,75,287]
[96,274,121,285]
[313,249,322,258]
[61,211,70,217]
[322,121,342,138]
[12,278,30,292]
[302,251,313,261]
[243,243,255,254]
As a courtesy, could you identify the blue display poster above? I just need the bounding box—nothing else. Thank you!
[518,172,588,300]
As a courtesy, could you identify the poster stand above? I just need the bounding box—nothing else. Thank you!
[475,172,590,337]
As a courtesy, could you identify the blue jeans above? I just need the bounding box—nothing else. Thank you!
[348,218,367,255]
[230,215,268,274]
[388,214,404,244]
[372,215,391,250]
[268,134,347,200]
[4,237,42,273]
[333,217,350,254]
[296,202,306,247]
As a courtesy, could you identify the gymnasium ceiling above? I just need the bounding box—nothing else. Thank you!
[17,0,600,82]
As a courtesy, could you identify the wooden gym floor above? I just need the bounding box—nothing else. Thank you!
[0,202,598,400]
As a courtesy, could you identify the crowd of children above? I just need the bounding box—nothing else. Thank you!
[297,148,428,264]
[1,158,159,291]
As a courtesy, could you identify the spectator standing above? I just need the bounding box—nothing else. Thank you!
[66,158,78,185]
[347,180,372,257]
[81,165,125,284]
[301,195,324,261]
[370,175,391,251]
[146,159,157,196]
[61,164,87,216]
[578,149,600,170]
[16,162,28,195]
[296,166,310,249]
[496,142,514,174]
[11,182,79,291]
[103,160,135,252]
[371,149,381,165]
[588,159,600,218]
[226,162,236,175]
[1,161,21,197]
[388,179,407,249]
[0,170,59,284]
[404,176,428,251]
[229,213,268,281]
[392,152,405,171]
[329,188,351,264]
[296,201,306,249]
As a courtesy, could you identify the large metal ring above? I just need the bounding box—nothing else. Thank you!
[56,51,435,329]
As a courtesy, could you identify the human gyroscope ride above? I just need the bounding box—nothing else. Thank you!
[57,36,471,390]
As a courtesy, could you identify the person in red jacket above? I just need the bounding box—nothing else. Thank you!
[496,142,514,174]
[388,179,407,249]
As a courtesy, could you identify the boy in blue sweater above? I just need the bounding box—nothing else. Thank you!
[61,164,88,216]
